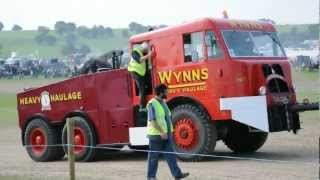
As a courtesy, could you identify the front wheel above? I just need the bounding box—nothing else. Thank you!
[62,116,97,162]
[172,104,217,161]
[223,122,268,153]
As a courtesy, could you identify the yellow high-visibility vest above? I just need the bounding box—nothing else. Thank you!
[147,98,174,135]
[127,48,146,76]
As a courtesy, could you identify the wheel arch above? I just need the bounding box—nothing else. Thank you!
[62,110,99,144]
[167,96,212,120]
[21,113,52,145]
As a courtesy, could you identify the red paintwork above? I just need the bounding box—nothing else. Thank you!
[17,18,296,146]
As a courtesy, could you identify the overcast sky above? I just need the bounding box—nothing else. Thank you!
[0,0,318,30]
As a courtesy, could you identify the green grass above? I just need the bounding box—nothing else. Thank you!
[0,92,17,127]
[0,29,130,58]
[0,77,65,128]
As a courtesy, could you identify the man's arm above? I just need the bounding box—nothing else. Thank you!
[139,50,153,62]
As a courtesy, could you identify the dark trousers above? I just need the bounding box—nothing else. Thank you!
[131,72,146,108]
[147,138,182,178]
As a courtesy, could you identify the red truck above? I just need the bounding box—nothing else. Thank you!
[17,18,319,162]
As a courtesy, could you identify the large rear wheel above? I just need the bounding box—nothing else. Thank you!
[24,119,65,162]
[223,122,268,153]
[62,116,97,162]
[172,104,217,161]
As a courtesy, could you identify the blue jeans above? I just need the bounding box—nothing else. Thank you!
[147,137,182,178]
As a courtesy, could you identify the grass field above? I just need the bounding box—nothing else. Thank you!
[0,71,318,128]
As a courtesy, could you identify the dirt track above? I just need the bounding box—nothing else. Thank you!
[0,118,318,180]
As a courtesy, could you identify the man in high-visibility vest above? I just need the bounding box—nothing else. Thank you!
[128,42,153,111]
[146,84,189,180]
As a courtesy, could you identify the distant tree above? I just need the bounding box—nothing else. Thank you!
[128,22,148,33]
[37,26,50,34]
[104,27,113,38]
[54,21,67,35]
[121,29,129,37]
[54,21,76,35]
[77,44,91,54]
[89,25,113,39]
[77,25,91,38]
[0,22,4,31]
[12,24,22,31]
[35,25,57,45]
[65,33,77,45]
[66,22,76,32]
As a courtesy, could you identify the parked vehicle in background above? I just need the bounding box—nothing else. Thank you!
[40,58,71,78]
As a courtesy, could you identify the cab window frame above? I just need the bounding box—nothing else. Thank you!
[182,31,206,63]
[204,30,224,60]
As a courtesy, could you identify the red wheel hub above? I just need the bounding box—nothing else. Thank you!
[73,127,87,154]
[173,118,199,150]
[29,128,47,155]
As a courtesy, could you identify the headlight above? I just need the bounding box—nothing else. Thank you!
[259,86,266,95]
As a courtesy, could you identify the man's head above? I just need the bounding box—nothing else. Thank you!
[140,42,149,53]
[155,84,168,99]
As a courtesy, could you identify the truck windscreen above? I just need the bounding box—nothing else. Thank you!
[222,30,286,58]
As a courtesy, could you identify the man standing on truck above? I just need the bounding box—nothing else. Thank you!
[128,42,153,111]
[146,84,189,180]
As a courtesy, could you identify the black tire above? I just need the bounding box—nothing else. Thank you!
[172,104,217,161]
[223,122,268,153]
[62,116,97,162]
[24,118,65,162]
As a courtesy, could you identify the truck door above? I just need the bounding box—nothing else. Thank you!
[131,42,154,97]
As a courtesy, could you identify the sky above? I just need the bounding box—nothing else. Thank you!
[0,0,319,30]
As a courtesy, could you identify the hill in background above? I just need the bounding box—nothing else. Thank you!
[0,23,318,58]
[0,29,129,58]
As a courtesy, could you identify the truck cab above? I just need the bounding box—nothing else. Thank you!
[128,18,317,160]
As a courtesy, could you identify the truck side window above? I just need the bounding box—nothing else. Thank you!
[183,32,204,62]
[205,31,222,59]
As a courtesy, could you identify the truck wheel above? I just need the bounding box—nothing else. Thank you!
[62,116,97,162]
[24,119,65,162]
[223,122,268,153]
[172,104,217,161]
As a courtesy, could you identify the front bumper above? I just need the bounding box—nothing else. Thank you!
[220,96,319,134]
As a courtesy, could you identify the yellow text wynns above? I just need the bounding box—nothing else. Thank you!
[158,68,208,84]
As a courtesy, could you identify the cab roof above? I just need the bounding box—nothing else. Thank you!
[129,17,276,43]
